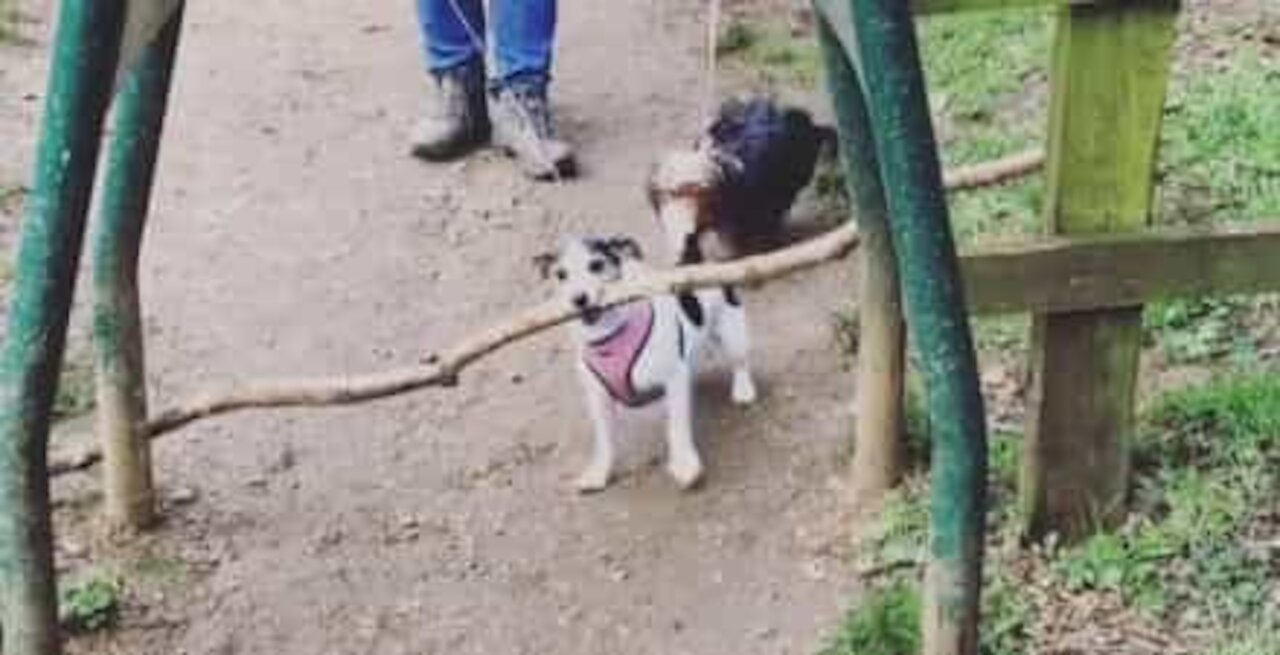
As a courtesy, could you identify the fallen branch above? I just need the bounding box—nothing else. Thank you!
[49,149,1045,478]
[943,148,1044,191]
[50,222,863,476]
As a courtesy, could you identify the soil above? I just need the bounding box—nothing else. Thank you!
[2,1,864,654]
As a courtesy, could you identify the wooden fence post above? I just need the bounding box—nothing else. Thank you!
[0,1,126,652]
[1021,0,1180,542]
[817,14,908,502]
[94,2,185,533]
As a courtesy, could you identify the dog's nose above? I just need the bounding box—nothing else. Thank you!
[572,293,589,309]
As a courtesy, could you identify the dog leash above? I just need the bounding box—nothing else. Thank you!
[699,0,723,133]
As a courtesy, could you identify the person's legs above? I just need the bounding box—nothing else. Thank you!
[491,0,555,89]
[410,0,489,160]
[488,0,576,179]
[416,0,485,73]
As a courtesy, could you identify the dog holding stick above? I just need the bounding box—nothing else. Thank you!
[537,235,757,492]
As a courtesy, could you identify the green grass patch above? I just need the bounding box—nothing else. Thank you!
[1160,49,1280,224]
[825,371,1279,653]
[1209,627,1280,655]
[918,11,1051,128]
[919,10,1051,243]
[1141,371,1280,470]
[1144,296,1257,364]
[59,574,121,634]
[1056,372,1280,626]
[819,582,921,655]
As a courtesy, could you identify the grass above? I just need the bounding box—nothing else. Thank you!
[821,370,1280,654]
[59,573,122,634]
[917,10,1052,244]
[1055,372,1279,633]
[1210,628,1280,655]
[717,5,1280,653]
[1160,49,1280,225]
[819,582,921,655]
[1144,296,1256,364]
[722,7,1277,242]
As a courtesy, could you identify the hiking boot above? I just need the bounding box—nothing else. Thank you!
[490,85,577,180]
[410,61,489,161]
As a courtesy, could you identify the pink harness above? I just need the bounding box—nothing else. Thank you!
[583,301,664,407]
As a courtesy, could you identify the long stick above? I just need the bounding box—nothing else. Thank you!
[49,222,862,476]
[943,148,1043,191]
[47,148,1041,479]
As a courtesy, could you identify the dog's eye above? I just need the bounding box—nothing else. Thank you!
[554,268,567,281]
[588,259,606,274]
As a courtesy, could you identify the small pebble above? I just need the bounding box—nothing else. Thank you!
[168,486,199,506]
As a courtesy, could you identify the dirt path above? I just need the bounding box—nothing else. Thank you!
[4,1,863,653]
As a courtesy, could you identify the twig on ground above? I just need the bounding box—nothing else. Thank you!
[943,148,1044,191]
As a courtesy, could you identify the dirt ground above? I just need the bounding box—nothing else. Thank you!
[1,1,864,654]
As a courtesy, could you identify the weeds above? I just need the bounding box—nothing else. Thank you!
[1209,626,1280,655]
[1160,50,1280,224]
[1144,297,1255,364]
[1055,372,1279,630]
[819,582,921,655]
[980,571,1033,655]
[831,306,859,366]
[59,574,121,634]
[719,7,1280,652]
[53,350,96,422]
[826,371,1279,653]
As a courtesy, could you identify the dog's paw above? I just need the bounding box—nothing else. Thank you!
[575,466,612,493]
[731,373,758,405]
[666,456,705,491]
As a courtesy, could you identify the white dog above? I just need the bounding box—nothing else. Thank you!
[537,235,757,492]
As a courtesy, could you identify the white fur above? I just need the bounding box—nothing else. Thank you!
[648,145,744,263]
[648,148,722,261]
[548,237,757,492]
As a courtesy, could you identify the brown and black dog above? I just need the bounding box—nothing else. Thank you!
[647,96,835,265]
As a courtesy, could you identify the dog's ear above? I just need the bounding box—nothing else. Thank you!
[606,237,643,261]
[532,252,558,279]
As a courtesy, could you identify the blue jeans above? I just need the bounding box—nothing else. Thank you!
[416,0,557,90]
